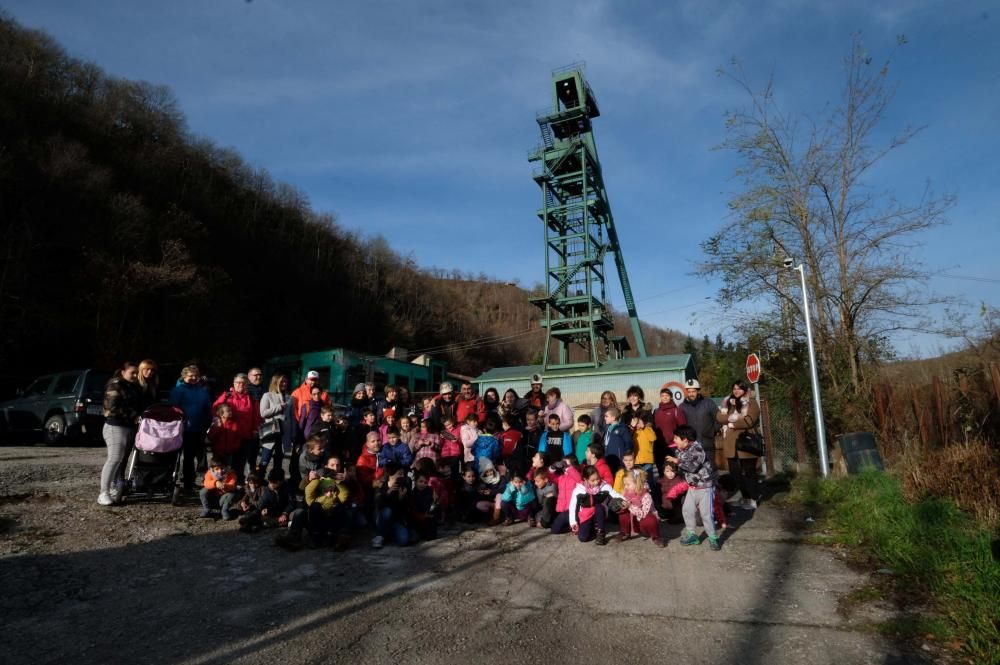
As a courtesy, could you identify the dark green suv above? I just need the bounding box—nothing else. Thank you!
[0,369,111,444]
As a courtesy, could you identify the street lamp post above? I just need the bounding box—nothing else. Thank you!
[791,262,829,478]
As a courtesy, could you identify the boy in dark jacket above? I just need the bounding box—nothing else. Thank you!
[539,413,572,462]
[521,410,543,464]
[666,425,720,550]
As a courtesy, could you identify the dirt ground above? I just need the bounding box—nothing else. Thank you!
[0,445,937,665]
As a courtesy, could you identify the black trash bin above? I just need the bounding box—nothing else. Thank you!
[837,432,884,474]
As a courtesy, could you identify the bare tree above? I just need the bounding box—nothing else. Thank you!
[701,34,955,399]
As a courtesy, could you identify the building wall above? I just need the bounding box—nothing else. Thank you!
[264,348,446,405]
[478,368,689,420]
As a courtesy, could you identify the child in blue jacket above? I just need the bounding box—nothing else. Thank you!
[470,420,501,473]
[500,471,537,525]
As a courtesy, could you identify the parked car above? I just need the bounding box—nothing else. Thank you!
[0,369,111,444]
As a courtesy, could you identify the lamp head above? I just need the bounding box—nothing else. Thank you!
[782,257,795,269]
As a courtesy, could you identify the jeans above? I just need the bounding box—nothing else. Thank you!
[307,503,343,543]
[258,443,283,478]
[682,486,717,538]
[100,424,134,493]
[728,457,759,502]
[181,431,205,490]
[534,496,557,527]
[576,507,606,542]
[233,438,257,484]
[550,510,571,534]
[376,507,415,546]
[200,489,238,518]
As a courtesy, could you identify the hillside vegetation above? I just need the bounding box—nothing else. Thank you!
[0,15,685,390]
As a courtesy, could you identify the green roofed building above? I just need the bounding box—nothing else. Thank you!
[474,354,696,415]
[264,347,448,406]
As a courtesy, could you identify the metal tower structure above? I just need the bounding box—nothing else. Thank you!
[529,64,647,369]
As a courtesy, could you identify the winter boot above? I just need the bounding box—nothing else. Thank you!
[595,529,607,546]
[488,506,502,526]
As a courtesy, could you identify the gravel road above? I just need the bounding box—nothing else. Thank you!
[0,446,935,665]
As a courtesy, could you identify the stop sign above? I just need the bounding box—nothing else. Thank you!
[746,353,762,384]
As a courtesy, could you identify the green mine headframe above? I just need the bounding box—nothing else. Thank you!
[529,64,647,370]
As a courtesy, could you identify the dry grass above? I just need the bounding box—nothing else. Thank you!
[897,442,1000,528]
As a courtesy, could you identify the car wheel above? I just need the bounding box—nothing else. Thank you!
[43,414,66,445]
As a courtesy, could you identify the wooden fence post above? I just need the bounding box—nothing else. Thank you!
[874,384,891,442]
[791,387,807,464]
[911,389,930,450]
[990,362,1000,401]
[761,398,776,474]
[932,375,948,447]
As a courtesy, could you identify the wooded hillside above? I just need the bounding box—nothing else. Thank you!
[0,15,686,391]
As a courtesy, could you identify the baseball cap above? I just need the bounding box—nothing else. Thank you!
[440,382,454,394]
[306,370,320,380]
[685,379,700,390]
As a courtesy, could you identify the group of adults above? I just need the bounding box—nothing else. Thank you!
[96,360,271,505]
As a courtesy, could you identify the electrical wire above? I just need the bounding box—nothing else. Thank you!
[392,327,546,358]
[937,272,1000,284]
[634,282,703,303]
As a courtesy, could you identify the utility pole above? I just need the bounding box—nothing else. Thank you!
[792,262,829,477]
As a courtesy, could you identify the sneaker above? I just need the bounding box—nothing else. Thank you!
[654,539,666,548]
[97,492,113,506]
[679,530,700,546]
[708,536,722,551]
[502,518,514,526]
[221,512,237,521]
[199,510,213,519]
[746,499,758,510]
[371,535,384,549]
[618,533,631,543]
[527,518,536,528]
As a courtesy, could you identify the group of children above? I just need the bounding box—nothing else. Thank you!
[198,383,731,552]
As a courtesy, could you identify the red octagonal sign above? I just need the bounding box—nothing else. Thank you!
[746,353,762,384]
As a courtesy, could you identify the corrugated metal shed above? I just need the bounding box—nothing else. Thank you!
[474,354,697,413]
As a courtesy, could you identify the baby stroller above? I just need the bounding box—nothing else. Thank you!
[123,404,185,505]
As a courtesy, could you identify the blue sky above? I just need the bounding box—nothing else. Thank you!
[5,0,997,357]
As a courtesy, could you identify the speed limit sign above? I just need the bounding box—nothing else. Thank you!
[661,381,685,406]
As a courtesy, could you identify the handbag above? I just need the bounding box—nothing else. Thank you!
[736,431,764,457]
[258,418,282,443]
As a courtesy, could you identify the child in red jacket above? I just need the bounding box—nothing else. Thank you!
[548,455,582,534]
[207,404,241,464]
[438,415,462,487]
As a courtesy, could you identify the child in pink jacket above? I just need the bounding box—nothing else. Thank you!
[548,455,582,534]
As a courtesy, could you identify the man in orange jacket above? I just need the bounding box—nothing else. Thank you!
[291,371,330,425]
